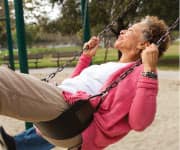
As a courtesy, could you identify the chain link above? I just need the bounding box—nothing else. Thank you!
[156,17,180,47]
[41,52,80,82]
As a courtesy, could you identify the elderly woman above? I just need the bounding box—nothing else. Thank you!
[0,16,169,150]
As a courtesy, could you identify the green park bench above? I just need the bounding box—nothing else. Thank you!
[52,51,80,67]
[3,54,43,68]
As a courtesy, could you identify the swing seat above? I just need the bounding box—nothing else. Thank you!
[35,100,95,140]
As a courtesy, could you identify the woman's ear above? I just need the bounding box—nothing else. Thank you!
[144,41,150,47]
[137,41,150,52]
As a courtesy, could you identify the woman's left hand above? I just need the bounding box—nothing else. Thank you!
[83,36,100,57]
[141,44,159,72]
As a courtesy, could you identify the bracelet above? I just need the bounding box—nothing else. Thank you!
[142,71,157,79]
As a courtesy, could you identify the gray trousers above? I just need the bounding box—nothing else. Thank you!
[0,66,82,148]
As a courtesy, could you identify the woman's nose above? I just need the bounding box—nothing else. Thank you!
[120,30,127,35]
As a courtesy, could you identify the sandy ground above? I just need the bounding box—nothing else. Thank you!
[0,67,179,150]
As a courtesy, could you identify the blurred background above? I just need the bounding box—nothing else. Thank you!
[0,0,179,70]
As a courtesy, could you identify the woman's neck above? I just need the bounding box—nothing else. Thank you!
[119,53,140,63]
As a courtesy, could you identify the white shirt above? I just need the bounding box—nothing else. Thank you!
[58,62,129,95]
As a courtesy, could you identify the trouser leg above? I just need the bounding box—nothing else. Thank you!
[0,66,82,148]
[0,66,69,122]
[15,127,54,150]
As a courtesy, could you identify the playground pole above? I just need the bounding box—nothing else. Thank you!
[81,0,90,43]
[14,0,33,129]
[4,0,15,70]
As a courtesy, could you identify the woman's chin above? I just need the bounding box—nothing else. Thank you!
[114,43,123,50]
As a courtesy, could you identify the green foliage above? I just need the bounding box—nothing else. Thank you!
[12,25,39,48]
[0,22,7,47]
[170,31,179,40]
[43,20,61,33]
[58,0,81,35]
[76,28,83,41]
[0,41,178,69]
[0,0,179,48]
[88,0,179,36]
[25,25,39,47]
[91,24,105,36]
[89,0,110,26]
[49,0,64,5]
[139,0,179,26]
[0,1,15,48]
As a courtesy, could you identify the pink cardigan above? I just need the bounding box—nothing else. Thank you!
[62,54,158,150]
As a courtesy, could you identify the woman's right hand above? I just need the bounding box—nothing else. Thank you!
[83,36,100,57]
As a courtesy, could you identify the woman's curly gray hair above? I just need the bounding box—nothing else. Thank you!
[141,16,170,58]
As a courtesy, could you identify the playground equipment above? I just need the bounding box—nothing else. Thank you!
[41,0,142,82]
[3,0,89,130]
[35,16,180,140]
[35,0,180,141]
[1,0,14,70]
[4,0,179,139]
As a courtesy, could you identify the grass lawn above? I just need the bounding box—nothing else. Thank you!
[0,41,179,70]
[158,41,179,70]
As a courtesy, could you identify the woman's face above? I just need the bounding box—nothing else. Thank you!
[114,23,148,52]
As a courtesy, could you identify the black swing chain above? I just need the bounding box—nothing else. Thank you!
[77,17,180,109]
[41,51,80,82]
[41,16,179,108]
[40,12,179,108]
[40,0,140,83]
[156,17,180,46]
[85,59,142,111]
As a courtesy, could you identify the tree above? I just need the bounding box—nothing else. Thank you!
[1,0,176,47]
[0,1,14,48]
[55,0,81,35]
[0,1,6,47]
[87,0,179,36]
[139,0,179,26]
[24,0,53,24]
[31,0,178,37]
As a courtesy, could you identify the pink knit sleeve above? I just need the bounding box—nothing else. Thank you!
[128,75,158,131]
[70,54,92,78]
